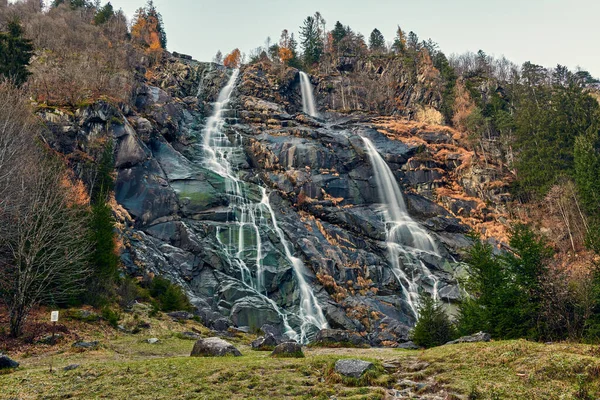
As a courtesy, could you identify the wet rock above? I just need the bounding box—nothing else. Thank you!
[270,342,304,358]
[0,355,19,370]
[446,332,491,345]
[314,329,368,347]
[190,337,242,357]
[334,359,374,378]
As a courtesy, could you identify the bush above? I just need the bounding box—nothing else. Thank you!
[410,293,455,348]
[147,276,192,312]
[101,307,120,328]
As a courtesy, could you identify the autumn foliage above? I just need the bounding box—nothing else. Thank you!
[223,48,241,69]
[131,7,163,51]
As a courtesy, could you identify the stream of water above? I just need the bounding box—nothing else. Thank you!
[201,69,328,342]
[361,136,441,318]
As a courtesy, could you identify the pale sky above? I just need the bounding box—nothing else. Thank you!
[52,0,600,77]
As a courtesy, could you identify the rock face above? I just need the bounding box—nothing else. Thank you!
[446,332,491,345]
[190,337,242,357]
[40,54,486,346]
[270,342,304,358]
[335,359,374,378]
[0,355,19,369]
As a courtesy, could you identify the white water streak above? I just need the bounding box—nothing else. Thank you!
[361,136,441,318]
[299,72,318,118]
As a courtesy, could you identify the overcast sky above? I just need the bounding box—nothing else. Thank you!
[54,0,600,76]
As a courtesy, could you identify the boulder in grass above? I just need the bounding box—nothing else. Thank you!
[168,311,194,322]
[72,341,100,350]
[314,329,367,347]
[190,337,242,357]
[251,333,279,351]
[0,355,19,370]
[335,359,374,379]
[445,332,491,345]
[397,341,420,350]
[270,342,304,358]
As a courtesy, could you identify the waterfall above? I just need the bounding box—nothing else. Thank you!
[299,72,318,118]
[261,188,328,343]
[202,69,327,342]
[361,136,441,318]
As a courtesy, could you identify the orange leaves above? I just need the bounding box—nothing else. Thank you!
[223,48,241,69]
[131,8,162,52]
[278,47,293,64]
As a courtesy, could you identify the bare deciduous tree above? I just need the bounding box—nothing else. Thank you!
[0,82,91,337]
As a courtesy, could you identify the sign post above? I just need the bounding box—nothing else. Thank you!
[50,311,59,373]
[50,311,59,340]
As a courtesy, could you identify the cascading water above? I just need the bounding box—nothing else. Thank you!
[202,69,328,342]
[361,136,441,318]
[299,71,318,118]
[261,188,328,342]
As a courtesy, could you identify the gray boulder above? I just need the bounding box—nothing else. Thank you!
[251,333,279,351]
[314,329,367,347]
[397,341,420,350]
[0,355,19,370]
[179,331,201,340]
[72,341,100,350]
[335,359,374,378]
[167,311,194,321]
[446,332,491,345]
[270,342,304,358]
[190,337,242,357]
[147,338,160,344]
[63,364,80,371]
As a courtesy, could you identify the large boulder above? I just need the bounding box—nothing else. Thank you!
[0,355,19,370]
[314,329,368,347]
[446,332,491,345]
[251,333,280,351]
[270,342,304,358]
[190,337,242,357]
[335,359,374,378]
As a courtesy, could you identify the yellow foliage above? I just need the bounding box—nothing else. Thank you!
[223,48,241,69]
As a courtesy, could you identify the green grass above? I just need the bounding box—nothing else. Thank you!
[2,309,600,399]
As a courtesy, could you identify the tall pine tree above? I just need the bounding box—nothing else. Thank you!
[0,19,33,86]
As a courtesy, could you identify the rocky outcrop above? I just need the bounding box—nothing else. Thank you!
[39,54,507,346]
[190,337,242,357]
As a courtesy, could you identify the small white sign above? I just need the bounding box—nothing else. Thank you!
[51,311,59,322]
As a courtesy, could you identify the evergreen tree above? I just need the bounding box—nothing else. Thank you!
[391,26,406,53]
[411,294,455,348]
[331,21,347,49]
[0,19,34,86]
[457,225,554,339]
[145,0,166,49]
[368,28,385,52]
[94,2,114,25]
[300,15,324,67]
[84,141,119,306]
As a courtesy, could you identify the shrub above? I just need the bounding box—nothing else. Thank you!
[147,276,192,312]
[411,293,455,348]
[101,307,120,328]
